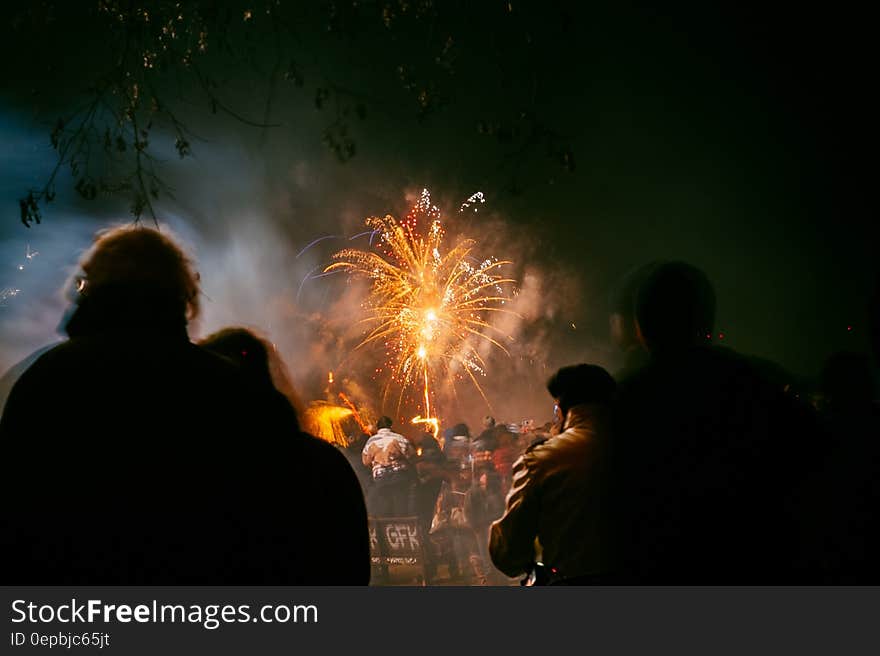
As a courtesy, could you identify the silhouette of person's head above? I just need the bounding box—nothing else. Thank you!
[71,225,200,324]
[609,262,662,351]
[199,326,305,421]
[635,261,715,354]
[482,415,496,430]
[546,363,616,417]
[199,327,272,387]
[377,415,393,430]
[451,422,470,439]
[821,351,876,412]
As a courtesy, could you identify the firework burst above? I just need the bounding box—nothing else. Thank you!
[325,190,516,423]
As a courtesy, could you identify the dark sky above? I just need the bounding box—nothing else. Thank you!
[1,2,877,404]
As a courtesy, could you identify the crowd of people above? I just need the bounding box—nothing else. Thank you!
[0,225,878,585]
[348,413,537,584]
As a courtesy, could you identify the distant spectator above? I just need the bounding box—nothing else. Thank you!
[611,261,824,583]
[362,416,417,517]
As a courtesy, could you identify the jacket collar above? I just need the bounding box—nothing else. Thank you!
[562,403,602,432]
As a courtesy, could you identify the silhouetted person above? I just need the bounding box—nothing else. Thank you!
[490,425,518,493]
[821,351,876,420]
[490,364,616,584]
[362,416,416,517]
[443,421,472,466]
[199,327,303,430]
[199,325,370,581]
[811,351,880,581]
[608,262,661,379]
[465,470,506,584]
[610,262,822,583]
[0,226,369,584]
[413,431,445,521]
[471,415,499,490]
[0,343,58,414]
[473,415,499,452]
[412,431,446,580]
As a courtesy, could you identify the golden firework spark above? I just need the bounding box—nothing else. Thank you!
[411,415,440,440]
[325,189,516,423]
[338,391,371,436]
[302,401,354,446]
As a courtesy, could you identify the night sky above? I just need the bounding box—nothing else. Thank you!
[1,2,877,419]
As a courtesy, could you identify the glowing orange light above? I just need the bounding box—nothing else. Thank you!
[338,391,370,436]
[302,401,353,446]
[324,189,516,418]
[411,415,440,439]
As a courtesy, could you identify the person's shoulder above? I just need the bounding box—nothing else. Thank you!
[692,344,767,377]
[25,338,90,366]
[705,347,799,398]
[526,434,550,451]
[186,344,276,405]
[517,434,552,467]
[4,339,88,391]
[0,340,95,426]
[297,430,352,461]
[2,342,62,375]
[296,431,366,481]
[507,437,553,485]
[185,343,249,379]
[613,346,650,381]
[616,355,656,394]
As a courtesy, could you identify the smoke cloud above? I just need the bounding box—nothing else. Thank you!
[0,111,613,433]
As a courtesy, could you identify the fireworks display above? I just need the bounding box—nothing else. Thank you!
[338,391,372,436]
[2,245,39,307]
[325,189,516,429]
[0,288,21,306]
[302,401,355,446]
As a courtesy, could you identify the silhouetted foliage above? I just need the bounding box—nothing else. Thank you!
[8,1,577,225]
